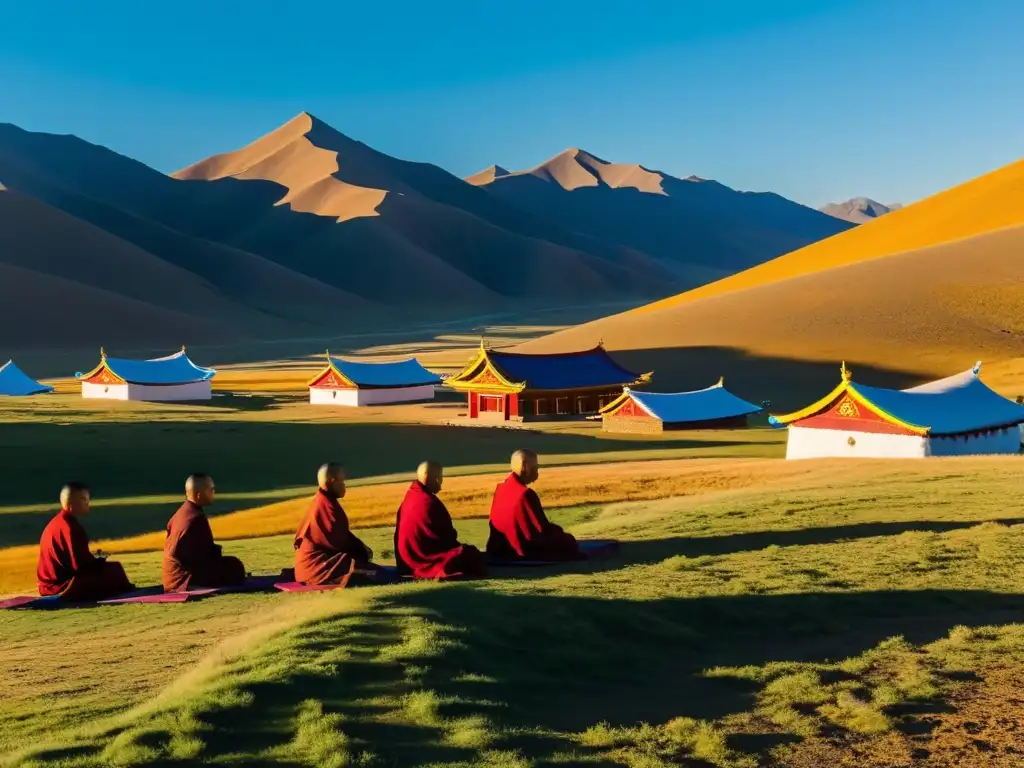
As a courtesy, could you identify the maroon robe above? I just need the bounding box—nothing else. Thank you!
[163,501,246,592]
[394,481,486,580]
[37,509,133,599]
[487,473,581,561]
[294,489,373,586]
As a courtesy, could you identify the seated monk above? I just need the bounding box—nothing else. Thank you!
[37,481,134,600]
[162,473,247,592]
[394,461,487,580]
[294,462,380,586]
[487,449,581,562]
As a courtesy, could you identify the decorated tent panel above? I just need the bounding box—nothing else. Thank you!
[309,354,441,406]
[79,347,215,401]
[600,380,763,433]
[0,360,53,396]
[772,362,1024,459]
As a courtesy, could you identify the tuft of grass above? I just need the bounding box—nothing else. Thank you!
[818,691,891,734]
[444,715,496,749]
[289,699,352,768]
[401,690,443,728]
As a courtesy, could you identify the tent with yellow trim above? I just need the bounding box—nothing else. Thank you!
[77,347,215,402]
[771,362,1024,459]
[444,340,649,421]
[308,352,441,406]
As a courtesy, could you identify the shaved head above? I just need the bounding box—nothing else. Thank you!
[318,462,347,498]
[318,462,344,486]
[511,449,539,485]
[60,481,91,516]
[185,473,216,506]
[417,460,444,494]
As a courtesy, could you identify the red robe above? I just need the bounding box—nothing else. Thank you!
[394,481,486,580]
[487,473,581,561]
[163,501,246,592]
[294,489,372,586]
[37,510,133,599]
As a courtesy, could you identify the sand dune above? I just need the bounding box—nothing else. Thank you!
[634,157,1024,315]
[469,148,852,273]
[519,225,1024,407]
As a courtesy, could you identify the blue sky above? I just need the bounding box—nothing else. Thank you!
[0,0,1021,206]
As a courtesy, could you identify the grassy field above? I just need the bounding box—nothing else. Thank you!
[0,371,783,593]
[3,459,1024,767]
[4,363,1024,766]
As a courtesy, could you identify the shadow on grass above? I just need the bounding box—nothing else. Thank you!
[486,517,1024,584]
[0,420,748,546]
[29,584,1024,767]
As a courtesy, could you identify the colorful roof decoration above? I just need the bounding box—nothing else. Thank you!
[600,379,763,423]
[772,362,1024,436]
[446,341,649,393]
[309,353,441,388]
[0,360,53,396]
[78,347,215,385]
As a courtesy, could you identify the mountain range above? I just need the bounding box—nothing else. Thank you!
[820,197,902,223]
[522,157,1024,405]
[0,113,852,350]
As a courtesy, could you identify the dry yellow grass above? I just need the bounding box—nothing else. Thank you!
[0,458,809,594]
[634,157,1024,313]
[521,225,1024,403]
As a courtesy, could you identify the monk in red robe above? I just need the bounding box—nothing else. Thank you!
[487,449,582,562]
[37,481,134,600]
[163,473,247,592]
[395,461,487,580]
[294,462,380,586]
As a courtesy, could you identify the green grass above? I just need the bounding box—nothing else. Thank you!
[4,461,1024,767]
[0,393,783,547]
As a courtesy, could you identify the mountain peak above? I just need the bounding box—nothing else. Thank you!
[820,197,901,224]
[465,164,510,186]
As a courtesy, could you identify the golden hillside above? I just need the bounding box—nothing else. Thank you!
[519,224,1024,406]
[632,156,1024,314]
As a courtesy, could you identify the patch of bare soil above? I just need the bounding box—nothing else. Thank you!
[773,666,1024,767]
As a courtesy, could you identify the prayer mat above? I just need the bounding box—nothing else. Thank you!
[275,565,400,592]
[488,538,619,567]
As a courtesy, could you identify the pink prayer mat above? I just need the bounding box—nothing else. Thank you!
[0,595,43,610]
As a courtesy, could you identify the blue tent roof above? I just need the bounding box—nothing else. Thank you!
[81,350,215,384]
[488,347,642,390]
[328,356,441,387]
[854,368,1024,435]
[627,383,762,423]
[0,360,53,396]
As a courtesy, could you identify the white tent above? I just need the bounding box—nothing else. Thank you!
[79,348,215,402]
[308,354,440,406]
[773,363,1024,459]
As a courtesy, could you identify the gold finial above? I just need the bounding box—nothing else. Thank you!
[325,348,331,361]
[717,375,724,387]
[181,344,187,353]
[100,346,106,360]
[840,361,852,382]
